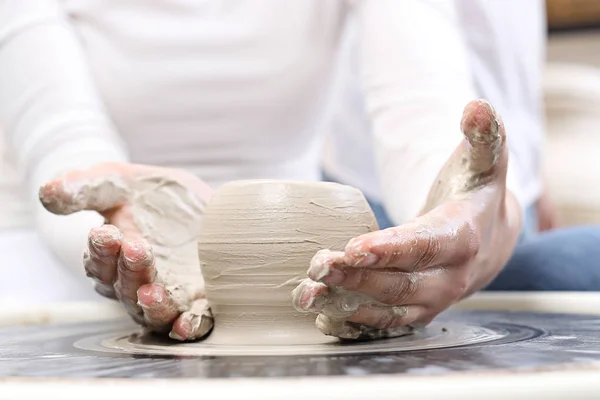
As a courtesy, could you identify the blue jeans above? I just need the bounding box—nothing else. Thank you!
[323,174,600,291]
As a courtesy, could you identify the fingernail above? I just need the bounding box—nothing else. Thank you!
[136,297,150,311]
[169,330,186,341]
[299,287,328,311]
[90,235,119,257]
[123,250,153,271]
[321,268,345,285]
[137,285,154,300]
[300,289,316,310]
[353,252,378,267]
[170,317,192,341]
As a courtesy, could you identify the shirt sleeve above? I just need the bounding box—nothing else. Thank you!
[0,1,128,276]
[352,0,524,225]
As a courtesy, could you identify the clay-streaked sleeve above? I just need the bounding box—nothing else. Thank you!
[0,1,128,276]
[351,0,524,225]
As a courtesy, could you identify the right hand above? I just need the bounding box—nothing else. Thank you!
[39,162,214,341]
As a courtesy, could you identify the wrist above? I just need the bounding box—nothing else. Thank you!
[463,189,522,298]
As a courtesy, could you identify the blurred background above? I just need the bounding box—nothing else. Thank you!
[543,0,600,226]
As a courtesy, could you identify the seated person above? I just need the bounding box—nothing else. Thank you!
[2,1,599,343]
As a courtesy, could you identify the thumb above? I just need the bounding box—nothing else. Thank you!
[460,99,507,174]
[38,162,133,216]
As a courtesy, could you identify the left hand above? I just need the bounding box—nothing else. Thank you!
[293,100,522,340]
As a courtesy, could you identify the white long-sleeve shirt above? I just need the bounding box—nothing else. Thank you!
[323,0,546,224]
[0,0,543,275]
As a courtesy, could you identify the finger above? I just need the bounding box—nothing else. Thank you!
[294,279,419,340]
[312,262,466,306]
[460,99,506,174]
[92,281,118,299]
[292,279,328,312]
[294,277,383,326]
[137,283,181,331]
[114,239,156,318]
[169,298,214,341]
[38,162,131,215]
[340,216,479,271]
[348,303,427,329]
[306,249,347,283]
[83,225,122,285]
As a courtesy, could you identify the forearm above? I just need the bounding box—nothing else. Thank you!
[0,1,128,274]
[354,0,473,224]
[354,0,529,225]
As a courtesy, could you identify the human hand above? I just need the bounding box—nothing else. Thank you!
[294,100,522,340]
[39,162,214,341]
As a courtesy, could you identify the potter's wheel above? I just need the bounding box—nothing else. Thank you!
[2,293,600,399]
[2,304,600,376]
[72,318,504,357]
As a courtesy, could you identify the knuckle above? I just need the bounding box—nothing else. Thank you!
[381,273,420,305]
[84,251,117,284]
[342,268,367,291]
[414,226,441,269]
[374,313,397,329]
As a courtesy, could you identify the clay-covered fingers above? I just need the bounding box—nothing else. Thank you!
[460,99,507,174]
[113,239,157,323]
[307,249,347,283]
[315,303,422,340]
[293,279,423,340]
[169,298,214,341]
[137,283,181,332]
[84,225,123,298]
[38,162,134,215]
[339,216,479,273]
[135,276,214,339]
[310,260,465,308]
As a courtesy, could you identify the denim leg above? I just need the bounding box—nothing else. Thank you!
[485,225,600,291]
[365,199,395,230]
[320,173,395,229]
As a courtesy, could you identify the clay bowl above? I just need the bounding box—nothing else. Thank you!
[197,179,379,345]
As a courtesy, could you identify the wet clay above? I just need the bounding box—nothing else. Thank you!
[43,172,209,309]
[125,174,207,307]
[197,180,379,345]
